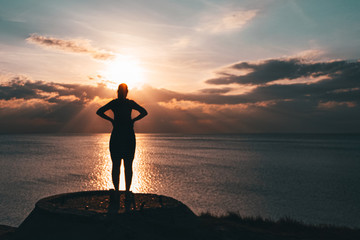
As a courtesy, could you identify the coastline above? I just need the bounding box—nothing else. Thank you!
[1,191,360,240]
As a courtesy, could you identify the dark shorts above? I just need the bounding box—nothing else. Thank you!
[109,129,135,160]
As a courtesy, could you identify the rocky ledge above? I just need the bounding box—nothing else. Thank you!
[11,191,198,240]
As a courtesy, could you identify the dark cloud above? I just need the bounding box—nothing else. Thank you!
[26,34,115,60]
[131,84,359,133]
[0,78,115,133]
[1,55,360,134]
[130,57,360,133]
[198,87,232,94]
[0,77,113,102]
[206,58,360,85]
[187,58,360,111]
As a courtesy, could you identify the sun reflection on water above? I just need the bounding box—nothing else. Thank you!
[89,136,113,190]
[131,140,151,193]
[92,134,151,192]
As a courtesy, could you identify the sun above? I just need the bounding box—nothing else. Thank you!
[101,55,146,89]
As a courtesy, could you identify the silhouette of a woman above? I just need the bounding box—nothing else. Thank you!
[96,83,147,192]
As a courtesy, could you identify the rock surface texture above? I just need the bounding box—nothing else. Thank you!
[13,191,198,240]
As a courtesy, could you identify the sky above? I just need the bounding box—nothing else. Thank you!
[0,0,360,133]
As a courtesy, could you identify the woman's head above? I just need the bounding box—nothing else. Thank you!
[117,83,128,99]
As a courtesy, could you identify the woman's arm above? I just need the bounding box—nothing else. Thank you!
[131,101,148,123]
[96,101,114,124]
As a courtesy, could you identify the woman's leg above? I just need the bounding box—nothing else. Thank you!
[111,159,121,191]
[124,157,134,192]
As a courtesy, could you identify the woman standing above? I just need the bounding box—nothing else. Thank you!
[96,83,147,192]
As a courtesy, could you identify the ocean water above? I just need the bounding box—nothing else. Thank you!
[0,133,359,227]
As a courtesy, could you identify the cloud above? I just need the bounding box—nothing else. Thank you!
[131,56,359,133]
[198,87,232,94]
[1,54,360,135]
[318,101,356,109]
[0,76,113,102]
[132,79,359,133]
[199,9,258,34]
[0,77,115,133]
[26,34,115,60]
[206,58,359,86]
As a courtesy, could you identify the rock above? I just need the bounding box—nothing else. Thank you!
[13,191,198,240]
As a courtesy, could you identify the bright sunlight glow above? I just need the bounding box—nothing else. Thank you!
[101,54,146,89]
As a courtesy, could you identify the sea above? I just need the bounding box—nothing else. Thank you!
[0,133,359,228]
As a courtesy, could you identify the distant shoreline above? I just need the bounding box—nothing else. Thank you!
[1,132,360,135]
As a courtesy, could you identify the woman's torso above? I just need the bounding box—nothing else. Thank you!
[109,98,134,133]
[108,98,136,156]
